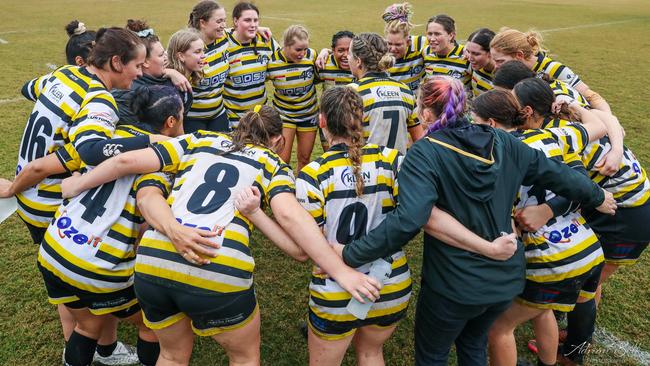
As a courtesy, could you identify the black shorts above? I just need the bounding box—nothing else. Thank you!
[24,221,47,244]
[517,262,603,312]
[307,307,407,341]
[38,261,140,318]
[184,112,230,133]
[583,203,650,265]
[134,273,258,336]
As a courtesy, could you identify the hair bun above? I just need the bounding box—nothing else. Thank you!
[65,20,87,37]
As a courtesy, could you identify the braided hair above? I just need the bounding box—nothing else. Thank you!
[320,86,366,196]
[350,32,394,73]
[417,76,466,133]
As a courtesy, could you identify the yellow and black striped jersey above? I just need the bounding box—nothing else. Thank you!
[549,80,589,108]
[318,54,354,90]
[135,131,295,294]
[388,35,426,92]
[533,52,581,88]
[422,42,471,85]
[470,67,494,98]
[512,128,603,286]
[296,143,411,322]
[16,66,115,228]
[267,48,319,123]
[350,74,418,155]
[37,125,154,298]
[190,35,230,120]
[543,118,650,207]
[223,33,279,127]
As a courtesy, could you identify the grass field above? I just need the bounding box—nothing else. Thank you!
[1,0,649,364]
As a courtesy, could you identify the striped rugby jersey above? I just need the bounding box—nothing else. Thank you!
[549,80,590,108]
[135,131,295,294]
[296,143,411,322]
[189,35,230,120]
[533,52,581,88]
[223,33,279,127]
[16,66,117,228]
[470,66,494,98]
[351,73,419,155]
[267,48,318,124]
[513,127,603,287]
[422,42,471,86]
[38,125,154,301]
[543,119,650,207]
[388,35,426,92]
[318,54,354,90]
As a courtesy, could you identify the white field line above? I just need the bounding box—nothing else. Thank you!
[264,15,304,23]
[0,38,8,44]
[594,327,650,365]
[0,30,20,35]
[539,19,638,33]
[0,97,24,105]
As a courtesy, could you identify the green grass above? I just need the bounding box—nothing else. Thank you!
[1,0,649,364]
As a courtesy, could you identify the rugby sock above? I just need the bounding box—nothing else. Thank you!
[563,299,597,362]
[65,331,97,366]
[137,337,160,366]
[96,341,117,357]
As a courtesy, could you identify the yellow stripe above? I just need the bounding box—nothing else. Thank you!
[143,311,187,330]
[89,298,139,316]
[527,254,604,282]
[515,297,575,312]
[427,137,495,164]
[134,263,249,293]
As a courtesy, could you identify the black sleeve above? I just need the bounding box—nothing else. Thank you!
[515,134,604,209]
[76,135,150,166]
[342,141,438,267]
[545,162,590,216]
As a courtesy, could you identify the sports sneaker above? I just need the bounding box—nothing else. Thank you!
[92,341,139,366]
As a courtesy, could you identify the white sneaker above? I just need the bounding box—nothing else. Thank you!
[92,341,139,366]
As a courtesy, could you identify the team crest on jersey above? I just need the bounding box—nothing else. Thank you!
[410,65,423,76]
[300,69,314,80]
[375,87,400,100]
[257,54,270,65]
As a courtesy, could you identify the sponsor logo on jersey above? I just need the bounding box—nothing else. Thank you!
[87,111,116,127]
[375,87,401,100]
[47,84,65,103]
[55,211,103,247]
[232,71,266,87]
[102,144,123,157]
[199,71,228,88]
[340,167,372,188]
[447,70,464,79]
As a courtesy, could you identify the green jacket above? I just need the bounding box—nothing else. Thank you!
[342,122,605,305]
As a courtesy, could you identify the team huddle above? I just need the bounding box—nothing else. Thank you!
[1,1,648,366]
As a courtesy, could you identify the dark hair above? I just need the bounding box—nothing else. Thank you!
[331,30,354,49]
[467,28,495,52]
[427,14,456,34]
[64,20,96,65]
[130,85,183,132]
[233,2,259,19]
[227,105,283,155]
[320,86,365,196]
[188,0,222,30]
[88,27,144,71]
[350,32,394,72]
[493,60,536,89]
[513,77,555,118]
[126,19,160,58]
[471,89,525,128]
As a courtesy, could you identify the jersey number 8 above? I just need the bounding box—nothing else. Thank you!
[187,163,240,214]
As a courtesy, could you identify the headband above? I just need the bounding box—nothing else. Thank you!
[136,28,155,38]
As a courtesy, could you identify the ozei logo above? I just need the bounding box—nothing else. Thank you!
[56,212,102,247]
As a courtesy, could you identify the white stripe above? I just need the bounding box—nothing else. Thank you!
[0,30,20,35]
[594,327,650,364]
[0,38,8,44]
[540,20,638,34]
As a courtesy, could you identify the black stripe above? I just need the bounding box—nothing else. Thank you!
[16,197,55,217]
[137,246,253,280]
[107,229,137,246]
[327,185,392,199]
[41,239,132,283]
[525,242,601,270]
[95,249,135,265]
[615,182,647,203]
[39,93,72,124]
[363,100,414,112]
[37,190,62,199]
[309,282,411,308]
[59,68,90,90]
